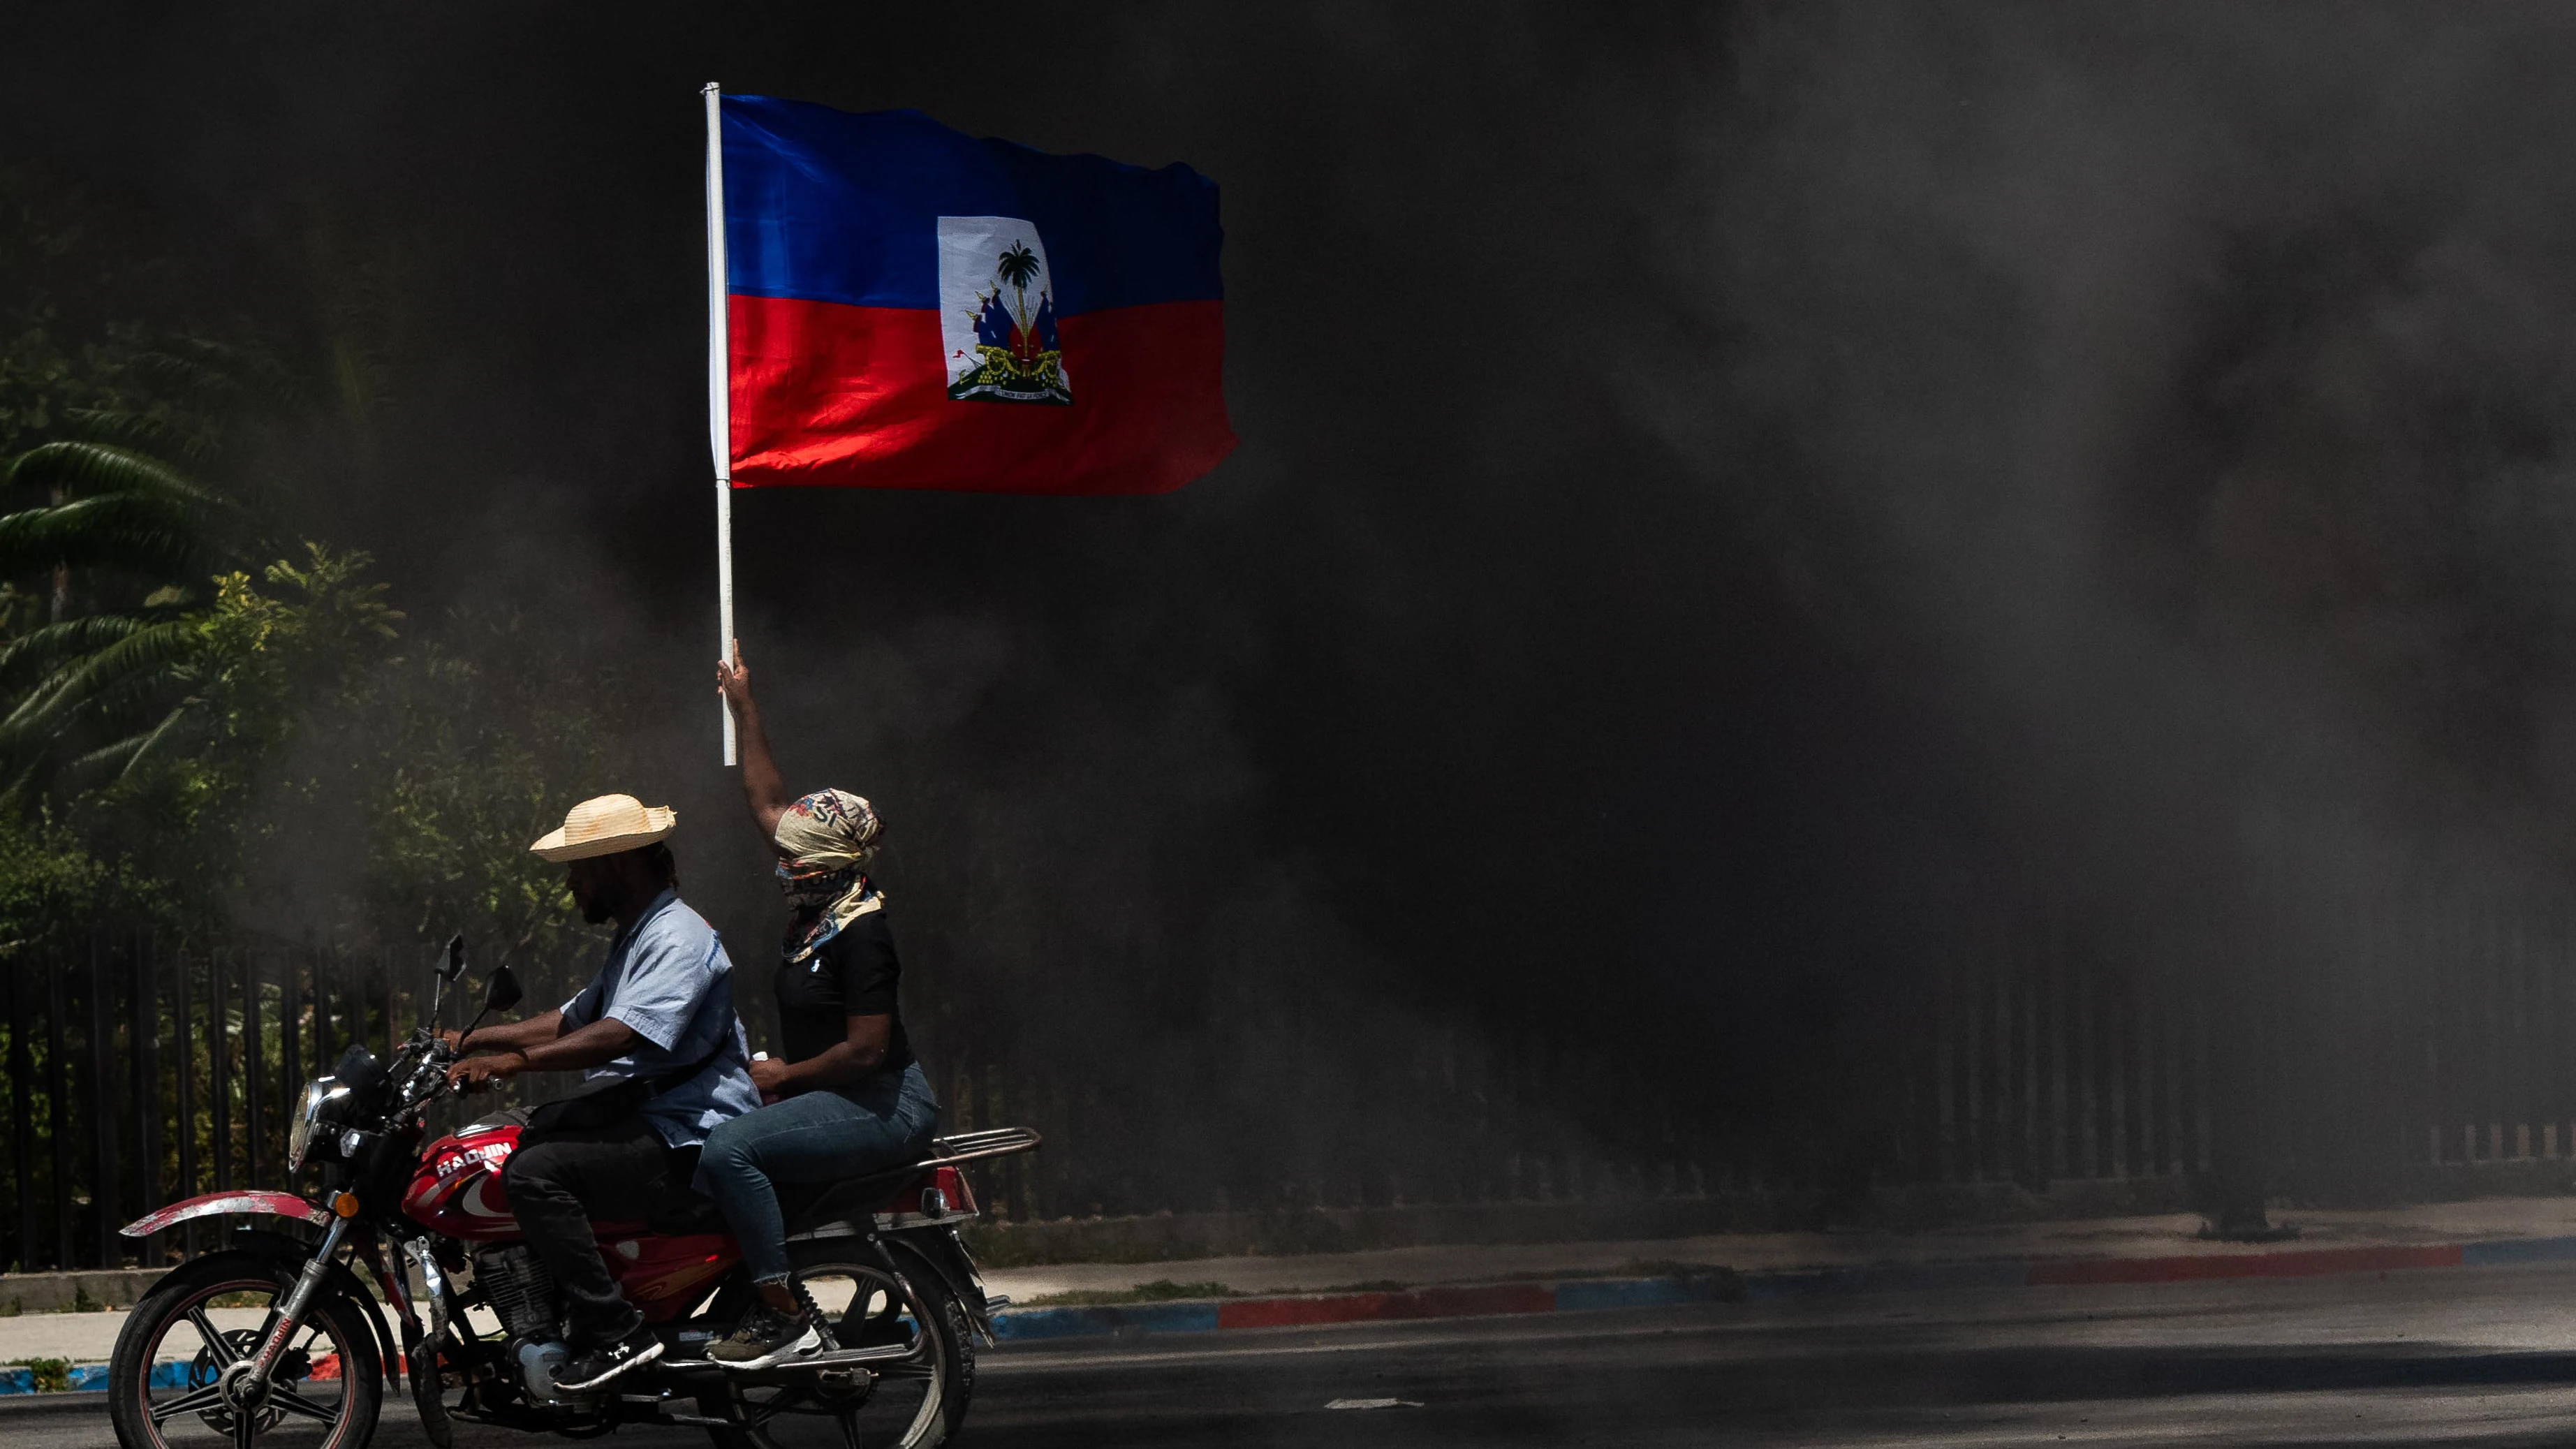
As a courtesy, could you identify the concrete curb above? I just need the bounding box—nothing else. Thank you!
[15,1235,2576,1392]
[987,1233,2576,1344]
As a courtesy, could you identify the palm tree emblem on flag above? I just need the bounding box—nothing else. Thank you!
[940,221,1072,405]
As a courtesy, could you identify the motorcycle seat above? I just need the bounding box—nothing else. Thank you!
[777,1163,929,1236]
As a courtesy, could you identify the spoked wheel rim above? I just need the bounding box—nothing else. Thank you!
[717,1260,947,1449]
[129,1274,361,1448]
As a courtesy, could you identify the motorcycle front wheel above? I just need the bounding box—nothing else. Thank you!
[106,1250,383,1449]
[698,1241,973,1449]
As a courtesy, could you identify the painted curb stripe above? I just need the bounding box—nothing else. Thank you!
[2025,1244,2461,1285]
[2461,1235,2576,1265]
[990,1301,1221,1341]
[0,1360,186,1395]
[1744,1261,2025,1300]
[988,1235,2576,1344]
[989,1227,2576,1340]
[10,1230,2576,1390]
[1552,1276,1736,1312]
[1217,1283,1554,1330]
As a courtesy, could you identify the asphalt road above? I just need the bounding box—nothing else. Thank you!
[23,1263,2576,1447]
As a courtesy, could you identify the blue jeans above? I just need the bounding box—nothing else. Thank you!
[694,1061,939,1285]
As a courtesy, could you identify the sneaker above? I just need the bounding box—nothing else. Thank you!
[710,1303,823,1370]
[553,1327,665,1392]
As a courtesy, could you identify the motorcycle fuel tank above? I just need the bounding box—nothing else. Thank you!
[403,1117,743,1320]
[403,1119,528,1241]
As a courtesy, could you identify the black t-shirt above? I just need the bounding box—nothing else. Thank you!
[773,913,915,1080]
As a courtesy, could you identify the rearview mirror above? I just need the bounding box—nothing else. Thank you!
[484,964,523,1015]
[440,933,467,983]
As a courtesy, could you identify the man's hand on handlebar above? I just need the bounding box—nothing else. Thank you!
[447,1050,529,1094]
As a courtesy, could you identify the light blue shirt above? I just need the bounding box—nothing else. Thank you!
[558,888,761,1148]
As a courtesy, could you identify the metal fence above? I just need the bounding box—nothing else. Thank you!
[1,938,405,1273]
[7,885,2576,1271]
[1864,881,2576,1200]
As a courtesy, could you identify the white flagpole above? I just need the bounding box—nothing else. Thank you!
[703,82,737,766]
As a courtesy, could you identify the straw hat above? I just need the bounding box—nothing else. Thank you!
[530,793,679,862]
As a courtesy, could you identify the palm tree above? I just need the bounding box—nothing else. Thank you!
[0,439,240,789]
[994,242,1042,333]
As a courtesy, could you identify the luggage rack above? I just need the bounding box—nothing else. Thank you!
[925,1126,1042,1168]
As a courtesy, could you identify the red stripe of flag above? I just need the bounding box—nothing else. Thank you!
[729,295,1231,494]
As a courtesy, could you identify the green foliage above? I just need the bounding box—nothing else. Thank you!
[0,437,258,795]
[70,543,398,926]
[0,805,157,954]
[199,544,404,736]
[0,441,228,579]
[0,157,598,964]
[329,602,640,969]
[0,517,615,960]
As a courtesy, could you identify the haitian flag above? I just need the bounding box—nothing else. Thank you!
[721,96,1235,494]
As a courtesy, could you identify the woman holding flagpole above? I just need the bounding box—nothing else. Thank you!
[695,641,941,1369]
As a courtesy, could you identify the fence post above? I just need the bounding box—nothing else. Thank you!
[133,935,161,1244]
[2163,968,2186,1176]
[90,934,117,1266]
[2107,978,2128,1180]
[2022,952,2040,1184]
[47,952,69,1268]
[1935,956,1956,1180]
[175,950,196,1258]
[8,955,29,1270]
[2078,962,2100,1178]
[1968,948,1988,1175]
[2137,971,2158,1176]
[312,947,331,1071]
[244,952,265,1189]
[281,961,302,1152]
[210,950,230,1202]
[2049,921,2070,1181]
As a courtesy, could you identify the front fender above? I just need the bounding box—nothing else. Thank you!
[121,1190,328,1237]
[226,1230,403,1396]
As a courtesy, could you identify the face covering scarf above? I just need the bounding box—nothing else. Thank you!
[774,788,886,965]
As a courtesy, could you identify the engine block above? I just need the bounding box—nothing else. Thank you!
[472,1244,561,1340]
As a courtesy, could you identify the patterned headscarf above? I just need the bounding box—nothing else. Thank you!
[773,788,886,965]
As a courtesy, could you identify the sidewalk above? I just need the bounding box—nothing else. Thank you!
[13,1195,2576,1379]
[980,1193,2576,1301]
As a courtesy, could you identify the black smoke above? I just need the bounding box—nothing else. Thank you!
[11,3,2576,1208]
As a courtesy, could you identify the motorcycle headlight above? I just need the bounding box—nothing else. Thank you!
[287,1077,353,1172]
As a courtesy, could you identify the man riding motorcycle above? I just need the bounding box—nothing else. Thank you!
[106,793,1033,1449]
[443,792,760,1392]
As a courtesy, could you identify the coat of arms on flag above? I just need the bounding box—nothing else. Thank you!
[939,216,1070,405]
[714,96,1232,494]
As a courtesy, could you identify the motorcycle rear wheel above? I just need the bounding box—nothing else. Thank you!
[699,1241,972,1449]
[107,1250,383,1449]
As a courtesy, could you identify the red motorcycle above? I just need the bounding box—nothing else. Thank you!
[104,939,1036,1449]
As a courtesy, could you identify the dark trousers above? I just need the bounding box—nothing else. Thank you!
[501,1115,693,1348]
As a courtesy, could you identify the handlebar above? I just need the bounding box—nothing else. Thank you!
[383,1029,469,1117]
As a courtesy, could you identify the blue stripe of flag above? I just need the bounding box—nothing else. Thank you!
[721,96,1223,316]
